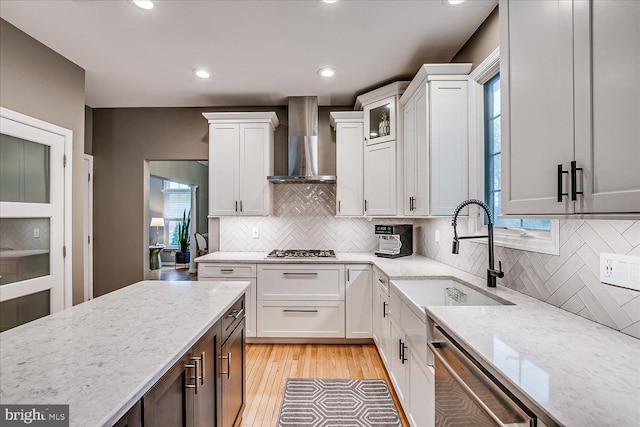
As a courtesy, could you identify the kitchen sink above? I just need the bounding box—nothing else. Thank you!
[391,278,514,307]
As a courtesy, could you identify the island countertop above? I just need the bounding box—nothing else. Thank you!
[0,280,250,427]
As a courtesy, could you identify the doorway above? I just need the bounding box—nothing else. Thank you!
[0,107,72,332]
[145,160,208,280]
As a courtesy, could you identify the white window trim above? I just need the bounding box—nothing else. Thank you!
[468,48,560,256]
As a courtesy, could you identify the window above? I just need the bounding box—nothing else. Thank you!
[162,180,191,248]
[468,48,559,255]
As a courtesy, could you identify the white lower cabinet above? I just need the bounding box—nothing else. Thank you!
[256,264,345,338]
[372,270,391,366]
[256,300,345,338]
[382,288,435,427]
[197,263,257,338]
[346,265,372,339]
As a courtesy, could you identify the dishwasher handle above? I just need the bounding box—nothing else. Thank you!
[428,339,534,427]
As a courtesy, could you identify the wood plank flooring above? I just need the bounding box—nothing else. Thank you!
[145,267,196,281]
[242,343,409,427]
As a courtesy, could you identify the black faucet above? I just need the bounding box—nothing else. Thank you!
[451,199,504,287]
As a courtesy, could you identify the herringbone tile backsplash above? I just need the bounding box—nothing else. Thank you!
[414,218,640,340]
[220,184,640,339]
[220,184,411,252]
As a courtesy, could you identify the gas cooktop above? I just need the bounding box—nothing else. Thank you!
[266,249,336,258]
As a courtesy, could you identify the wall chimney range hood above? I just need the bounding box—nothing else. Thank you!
[268,96,337,183]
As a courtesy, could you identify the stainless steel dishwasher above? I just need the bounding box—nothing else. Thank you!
[428,325,537,427]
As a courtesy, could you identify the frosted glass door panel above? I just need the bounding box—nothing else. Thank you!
[0,289,50,332]
[0,133,50,203]
[0,218,51,286]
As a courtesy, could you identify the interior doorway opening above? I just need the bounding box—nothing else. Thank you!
[145,160,208,280]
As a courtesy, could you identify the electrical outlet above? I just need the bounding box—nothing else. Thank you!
[252,228,260,239]
[33,228,40,238]
[435,229,441,243]
[600,253,640,291]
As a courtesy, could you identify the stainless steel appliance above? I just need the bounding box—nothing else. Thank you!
[267,97,337,183]
[375,224,413,258]
[266,249,336,258]
[428,325,536,427]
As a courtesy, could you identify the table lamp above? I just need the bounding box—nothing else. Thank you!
[150,217,164,245]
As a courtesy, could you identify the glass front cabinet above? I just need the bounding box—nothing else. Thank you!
[357,82,409,146]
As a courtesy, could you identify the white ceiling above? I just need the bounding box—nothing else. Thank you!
[0,0,497,108]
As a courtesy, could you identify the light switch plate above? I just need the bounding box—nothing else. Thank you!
[252,228,260,239]
[599,253,640,291]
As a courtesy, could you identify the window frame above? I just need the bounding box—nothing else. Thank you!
[467,48,560,256]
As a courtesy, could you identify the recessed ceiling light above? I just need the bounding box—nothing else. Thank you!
[318,67,336,78]
[447,0,465,4]
[133,1,154,10]
[322,0,338,3]
[193,69,210,79]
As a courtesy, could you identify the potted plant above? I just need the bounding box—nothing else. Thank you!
[175,209,191,266]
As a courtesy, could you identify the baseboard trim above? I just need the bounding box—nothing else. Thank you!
[246,337,374,345]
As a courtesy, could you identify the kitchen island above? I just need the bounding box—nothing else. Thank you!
[196,251,640,427]
[0,280,249,427]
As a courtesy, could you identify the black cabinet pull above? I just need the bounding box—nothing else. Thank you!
[382,301,388,318]
[571,161,583,201]
[364,199,368,212]
[338,200,341,212]
[557,164,569,202]
[240,201,243,212]
[235,201,238,212]
[399,339,403,360]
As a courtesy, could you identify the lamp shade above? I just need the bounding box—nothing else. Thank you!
[150,217,165,227]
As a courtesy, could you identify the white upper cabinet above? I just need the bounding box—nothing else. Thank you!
[331,112,364,216]
[203,112,278,216]
[356,83,408,147]
[357,82,409,217]
[400,64,471,217]
[500,0,640,216]
[364,141,397,216]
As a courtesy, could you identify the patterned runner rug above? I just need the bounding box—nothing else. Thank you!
[277,378,402,427]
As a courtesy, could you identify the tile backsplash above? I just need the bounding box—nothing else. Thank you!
[0,218,50,250]
[220,184,412,252]
[219,183,640,339]
[414,218,640,340]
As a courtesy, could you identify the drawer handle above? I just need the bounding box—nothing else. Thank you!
[227,308,244,320]
[282,272,319,276]
[220,352,231,379]
[220,269,234,273]
[378,278,385,284]
[283,309,319,313]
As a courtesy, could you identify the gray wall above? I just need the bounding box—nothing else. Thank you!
[451,6,499,69]
[0,19,86,305]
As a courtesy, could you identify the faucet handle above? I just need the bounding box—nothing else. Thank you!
[497,261,505,278]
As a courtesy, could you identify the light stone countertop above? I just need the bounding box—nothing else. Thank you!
[0,280,250,427]
[197,251,640,427]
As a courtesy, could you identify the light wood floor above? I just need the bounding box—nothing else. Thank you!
[145,267,197,281]
[242,343,409,427]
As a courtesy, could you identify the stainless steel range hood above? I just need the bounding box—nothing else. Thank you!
[267,96,337,183]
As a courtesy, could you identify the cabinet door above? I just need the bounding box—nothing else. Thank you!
[364,97,396,145]
[364,141,397,216]
[113,401,141,427]
[500,0,575,215]
[346,265,372,339]
[574,0,640,213]
[430,80,468,216]
[403,85,430,217]
[373,285,391,367]
[143,353,195,427]
[389,320,408,404]
[210,124,239,216]
[192,322,221,427]
[221,319,245,427]
[336,121,364,216]
[239,123,270,216]
[408,353,435,427]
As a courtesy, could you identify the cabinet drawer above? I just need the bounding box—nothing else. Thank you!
[257,300,345,338]
[198,263,256,278]
[373,266,389,295]
[222,295,245,342]
[257,264,345,300]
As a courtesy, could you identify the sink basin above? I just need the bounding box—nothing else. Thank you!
[391,278,514,307]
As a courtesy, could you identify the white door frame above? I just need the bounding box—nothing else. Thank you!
[83,154,94,301]
[0,107,73,310]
